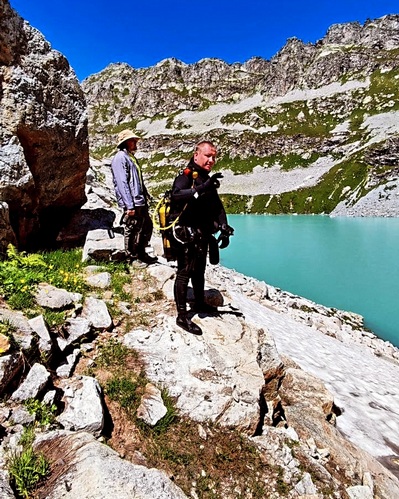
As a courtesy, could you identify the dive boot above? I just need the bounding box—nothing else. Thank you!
[176,314,203,335]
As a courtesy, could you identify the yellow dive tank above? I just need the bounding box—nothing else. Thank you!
[158,193,174,261]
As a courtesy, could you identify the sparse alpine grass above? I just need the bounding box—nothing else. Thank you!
[7,426,50,499]
[107,262,132,302]
[96,337,133,368]
[8,446,50,499]
[137,387,178,436]
[105,374,143,414]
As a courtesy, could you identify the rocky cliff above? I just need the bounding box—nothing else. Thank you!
[83,15,399,217]
[0,0,89,253]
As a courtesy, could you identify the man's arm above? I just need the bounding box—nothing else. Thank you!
[171,174,196,202]
[172,172,223,202]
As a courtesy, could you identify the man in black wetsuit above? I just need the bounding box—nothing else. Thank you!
[170,141,233,335]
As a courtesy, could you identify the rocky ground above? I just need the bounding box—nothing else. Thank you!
[1,226,399,498]
[331,178,399,217]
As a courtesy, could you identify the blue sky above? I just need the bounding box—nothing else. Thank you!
[9,0,399,81]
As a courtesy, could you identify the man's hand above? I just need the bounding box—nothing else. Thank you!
[219,223,234,236]
[210,172,223,182]
[195,172,224,194]
[217,223,234,249]
[121,209,136,224]
[210,172,223,188]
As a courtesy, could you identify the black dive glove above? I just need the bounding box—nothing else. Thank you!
[217,223,234,249]
[195,172,223,194]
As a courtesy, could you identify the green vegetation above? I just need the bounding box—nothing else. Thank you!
[0,246,139,338]
[86,321,284,498]
[141,151,182,183]
[0,318,18,351]
[109,120,141,134]
[105,374,146,415]
[221,100,340,137]
[90,144,115,160]
[217,154,269,174]
[96,337,133,368]
[24,399,57,427]
[7,427,50,499]
[251,159,370,214]
[0,245,87,314]
[145,419,277,498]
[137,387,178,436]
[369,68,399,109]
[96,336,177,435]
[219,194,250,213]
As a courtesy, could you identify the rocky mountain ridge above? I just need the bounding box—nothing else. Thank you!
[83,15,399,217]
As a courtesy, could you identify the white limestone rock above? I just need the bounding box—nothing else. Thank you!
[57,376,104,436]
[136,383,167,426]
[11,363,50,402]
[34,430,188,499]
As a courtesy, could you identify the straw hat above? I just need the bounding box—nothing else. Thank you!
[116,129,142,148]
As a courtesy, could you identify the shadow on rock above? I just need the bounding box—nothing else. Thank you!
[57,208,116,248]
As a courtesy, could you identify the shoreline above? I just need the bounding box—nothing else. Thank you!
[203,260,399,364]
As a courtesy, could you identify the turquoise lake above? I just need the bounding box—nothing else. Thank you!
[220,215,399,348]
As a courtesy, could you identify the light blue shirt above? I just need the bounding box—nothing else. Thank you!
[111,150,146,210]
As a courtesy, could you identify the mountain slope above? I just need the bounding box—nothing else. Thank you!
[82,15,399,216]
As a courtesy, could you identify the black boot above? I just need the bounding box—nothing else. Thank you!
[137,251,158,264]
[176,314,203,335]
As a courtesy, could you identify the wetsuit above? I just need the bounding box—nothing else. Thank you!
[170,158,228,316]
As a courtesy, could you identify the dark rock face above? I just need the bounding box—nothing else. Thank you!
[0,0,89,252]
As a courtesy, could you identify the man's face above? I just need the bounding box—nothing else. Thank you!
[194,143,217,172]
[126,138,138,153]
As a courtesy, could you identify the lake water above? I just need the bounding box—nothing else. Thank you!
[220,215,399,348]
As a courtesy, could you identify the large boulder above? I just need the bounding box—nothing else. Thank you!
[0,0,89,252]
[34,431,188,499]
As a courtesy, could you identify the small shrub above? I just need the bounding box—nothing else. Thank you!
[24,399,57,427]
[18,426,35,448]
[8,446,50,499]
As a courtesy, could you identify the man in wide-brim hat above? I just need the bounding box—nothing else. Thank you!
[110,129,157,264]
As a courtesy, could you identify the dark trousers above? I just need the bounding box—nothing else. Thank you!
[174,236,209,315]
[123,206,153,257]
